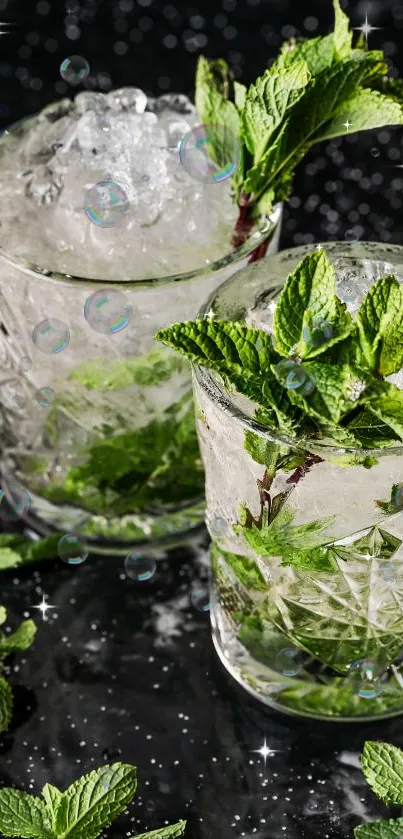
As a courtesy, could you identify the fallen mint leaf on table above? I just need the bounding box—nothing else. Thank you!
[0,764,186,839]
[0,607,36,734]
[354,817,403,839]
[361,741,403,805]
[0,675,13,736]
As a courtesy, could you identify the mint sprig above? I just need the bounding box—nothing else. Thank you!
[195,0,403,224]
[156,248,403,451]
[0,607,36,734]
[0,764,186,839]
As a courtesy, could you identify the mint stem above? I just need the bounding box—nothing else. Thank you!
[232,192,272,262]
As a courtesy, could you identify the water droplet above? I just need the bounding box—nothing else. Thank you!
[303,318,333,349]
[85,178,130,227]
[35,387,55,408]
[58,533,88,565]
[348,658,386,699]
[32,318,70,354]
[190,587,211,612]
[179,123,240,184]
[60,55,90,86]
[84,289,133,335]
[0,484,31,522]
[18,355,32,373]
[274,647,305,677]
[124,552,157,582]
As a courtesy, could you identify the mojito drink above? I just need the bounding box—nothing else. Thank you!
[159,242,403,720]
[0,89,280,550]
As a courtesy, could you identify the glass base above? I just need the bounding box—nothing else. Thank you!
[0,465,206,556]
[211,596,403,724]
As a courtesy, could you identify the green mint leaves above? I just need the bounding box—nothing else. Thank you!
[0,764,186,839]
[195,0,403,216]
[355,741,403,838]
[0,607,36,733]
[156,248,403,450]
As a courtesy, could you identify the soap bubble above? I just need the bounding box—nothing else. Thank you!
[60,55,90,86]
[35,387,55,408]
[207,515,228,541]
[85,178,130,228]
[0,484,31,522]
[124,552,157,581]
[379,560,396,583]
[274,647,305,677]
[348,658,386,699]
[32,318,70,354]
[179,123,240,184]
[392,484,403,511]
[84,289,133,335]
[58,533,88,565]
[18,356,32,374]
[275,360,316,396]
[303,318,333,349]
[191,586,211,612]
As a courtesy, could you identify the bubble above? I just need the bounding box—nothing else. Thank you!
[32,318,70,354]
[274,647,305,677]
[370,147,380,158]
[85,178,130,228]
[124,552,157,582]
[348,658,386,699]
[146,801,156,813]
[191,586,211,612]
[0,484,31,522]
[207,515,228,541]
[303,318,333,349]
[58,533,88,565]
[379,560,396,583]
[345,230,360,243]
[35,387,55,408]
[179,123,240,184]
[18,356,32,373]
[392,484,403,511]
[84,289,133,335]
[276,361,316,396]
[60,55,90,86]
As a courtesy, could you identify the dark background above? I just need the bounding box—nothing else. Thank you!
[2,1,403,838]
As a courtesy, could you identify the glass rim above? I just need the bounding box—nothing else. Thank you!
[0,115,282,287]
[194,240,403,458]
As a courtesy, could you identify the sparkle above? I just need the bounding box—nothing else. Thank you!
[0,22,15,35]
[205,307,215,320]
[32,594,56,622]
[251,738,279,767]
[353,13,382,43]
[343,120,353,131]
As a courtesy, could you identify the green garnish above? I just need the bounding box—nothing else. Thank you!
[355,741,403,837]
[0,763,186,839]
[156,248,403,451]
[0,606,36,733]
[195,0,403,231]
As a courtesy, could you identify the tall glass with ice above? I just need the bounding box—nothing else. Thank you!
[0,89,280,552]
[192,242,403,721]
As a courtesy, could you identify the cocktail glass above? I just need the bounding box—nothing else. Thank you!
[194,241,403,721]
[0,90,281,554]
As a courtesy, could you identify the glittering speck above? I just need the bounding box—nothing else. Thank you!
[32,594,57,622]
[353,13,382,43]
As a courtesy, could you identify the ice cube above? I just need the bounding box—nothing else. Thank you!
[105,87,147,113]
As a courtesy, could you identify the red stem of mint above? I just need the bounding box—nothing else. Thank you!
[232,192,272,263]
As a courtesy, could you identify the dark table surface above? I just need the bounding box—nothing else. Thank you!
[2,0,403,836]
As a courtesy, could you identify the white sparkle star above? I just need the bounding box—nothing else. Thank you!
[251,738,279,767]
[343,120,353,131]
[205,307,215,320]
[353,13,382,43]
[33,594,56,622]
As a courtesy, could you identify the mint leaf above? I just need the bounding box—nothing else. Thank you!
[276,35,335,76]
[0,789,52,838]
[356,276,403,376]
[54,763,137,839]
[345,408,401,449]
[333,0,353,59]
[132,820,187,839]
[0,675,13,734]
[244,431,285,473]
[234,81,246,110]
[0,546,27,570]
[242,60,311,162]
[68,349,186,391]
[0,606,6,626]
[194,56,240,169]
[212,543,267,591]
[273,359,369,424]
[238,506,333,557]
[355,818,403,839]
[316,89,403,142]
[0,534,61,571]
[156,320,277,375]
[272,250,352,359]
[363,382,403,441]
[0,619,36,656]
[361,741,403,805]
[41,784,63,827]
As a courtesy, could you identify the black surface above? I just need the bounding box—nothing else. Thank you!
[2,0,403,837]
